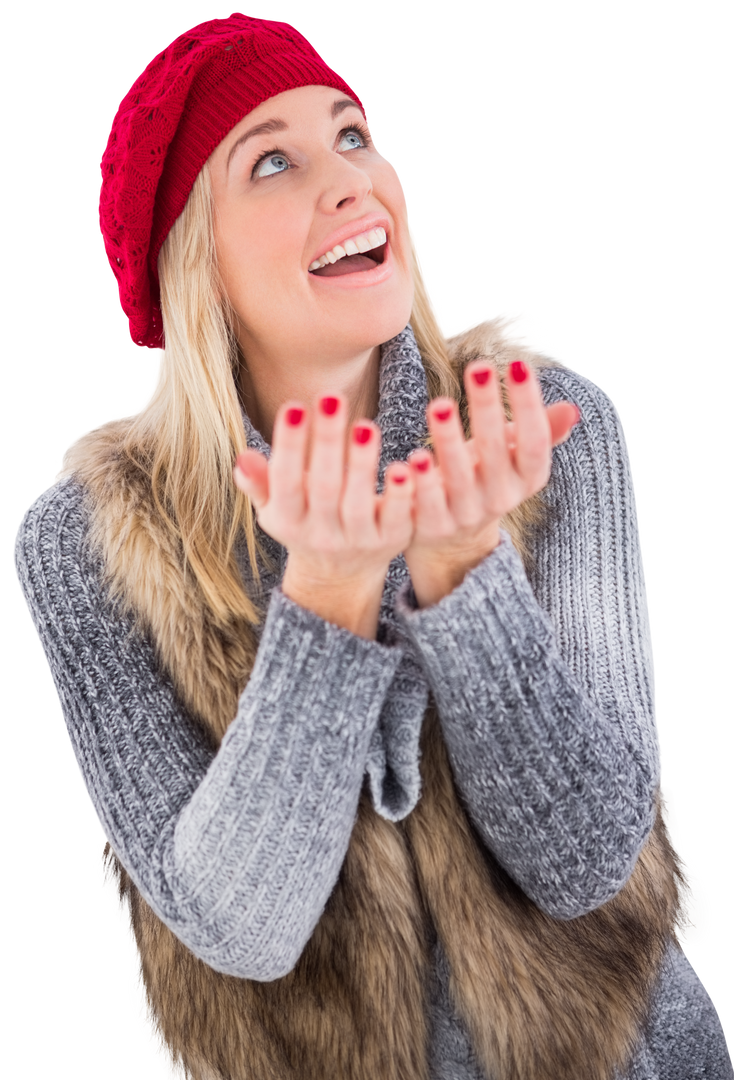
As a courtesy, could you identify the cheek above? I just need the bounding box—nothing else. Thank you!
[373,162,411,278]
[375,160,408,227]
[216,200,307,316]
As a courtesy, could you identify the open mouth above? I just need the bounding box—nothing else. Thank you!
[308,243,390,278]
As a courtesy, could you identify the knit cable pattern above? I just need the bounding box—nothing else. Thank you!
[99,14,361,348]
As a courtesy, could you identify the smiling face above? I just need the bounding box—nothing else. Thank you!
[208,85,414,375]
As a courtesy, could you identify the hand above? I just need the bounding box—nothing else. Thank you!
[233,396,414,638]
[405,360,580,607]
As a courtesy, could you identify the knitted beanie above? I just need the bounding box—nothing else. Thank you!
[100,14,362,348]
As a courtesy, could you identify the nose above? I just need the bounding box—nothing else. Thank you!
[316,150,373,215]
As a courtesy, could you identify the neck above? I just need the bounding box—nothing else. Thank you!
[237,342,382,444]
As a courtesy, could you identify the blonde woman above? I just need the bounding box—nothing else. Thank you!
[16,13,731,1080]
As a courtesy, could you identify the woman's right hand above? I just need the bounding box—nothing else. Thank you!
[233,396,414,639]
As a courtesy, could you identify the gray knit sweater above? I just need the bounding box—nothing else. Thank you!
[16,328,731,1078]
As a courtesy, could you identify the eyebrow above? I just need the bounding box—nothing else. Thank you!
[226,98,363,173]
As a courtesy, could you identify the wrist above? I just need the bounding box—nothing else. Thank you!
[281,561,387,639]
[406,523,501,608]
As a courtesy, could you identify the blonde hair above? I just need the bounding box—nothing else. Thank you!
[113,163,462,626]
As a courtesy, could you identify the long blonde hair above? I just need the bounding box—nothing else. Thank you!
[113,163,461,626]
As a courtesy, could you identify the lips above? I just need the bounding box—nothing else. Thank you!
[306,236,392,287]
[308,211,390,268]
[310,245,386,277]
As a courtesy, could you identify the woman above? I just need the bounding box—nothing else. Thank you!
[15,12,731,1080]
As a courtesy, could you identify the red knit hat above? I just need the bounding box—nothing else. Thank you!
[100,14,363,348]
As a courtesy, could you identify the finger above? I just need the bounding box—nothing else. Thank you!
[507,403,579,454]
[269,402,309,520]
[234,450,270,510]
[378,462,415,547]
[548,401,581,446]
[426,398,480,525]
[408,450,454,538]
[341,421,382,539]
[463,361,512,479]
[505,360,552,486]
[307,395,348,526]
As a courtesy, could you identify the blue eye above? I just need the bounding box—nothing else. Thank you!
[343,130,367,150]
[253,125,369,180]
[257,153,289,178]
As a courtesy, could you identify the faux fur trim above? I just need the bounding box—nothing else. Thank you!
[405,711,682,1080]
[71,322,682,1080]
[446,318,557,374]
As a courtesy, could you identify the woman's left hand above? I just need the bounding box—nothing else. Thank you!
[405,359,579,607]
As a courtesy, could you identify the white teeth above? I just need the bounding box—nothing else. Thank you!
[309,226,387,272]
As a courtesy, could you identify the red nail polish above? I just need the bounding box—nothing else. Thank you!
[320,396,339,416]
[509,360,528,384]
[471,367,491,386]
[285,407,304,426]
[353,425,372,444]
[391,473,407,484]
[571,404,581,424]
[413,457,430,473]
[434,406,452,422]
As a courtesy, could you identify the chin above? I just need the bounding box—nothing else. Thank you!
[363,302,413,349]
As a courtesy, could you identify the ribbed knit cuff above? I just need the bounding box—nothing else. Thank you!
[243,586,405,740]
[255,591,429,824]
[394,531,554,699]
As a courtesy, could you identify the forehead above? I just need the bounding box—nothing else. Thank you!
[214,85,364,160]
[243,83,360,120]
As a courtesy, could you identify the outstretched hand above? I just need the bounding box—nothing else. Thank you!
[404,359,579,606]
[233,362,579,632]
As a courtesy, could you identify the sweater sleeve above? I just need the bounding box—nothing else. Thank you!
[395,368,659,919]
[15,477,405,980]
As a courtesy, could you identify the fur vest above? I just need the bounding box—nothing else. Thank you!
[75,324,682,1080]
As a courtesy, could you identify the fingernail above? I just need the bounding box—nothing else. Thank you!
[286,407,304,426]
[319,396,339,416]
[353,424,372,445]
[509,360,528,384]
[412,455,430,473]
[571,404,581,424]
[471,367,491,386]
[391,473,407,484]
[433,406,452,422]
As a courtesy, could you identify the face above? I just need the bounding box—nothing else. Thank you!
[208,85,414,371]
